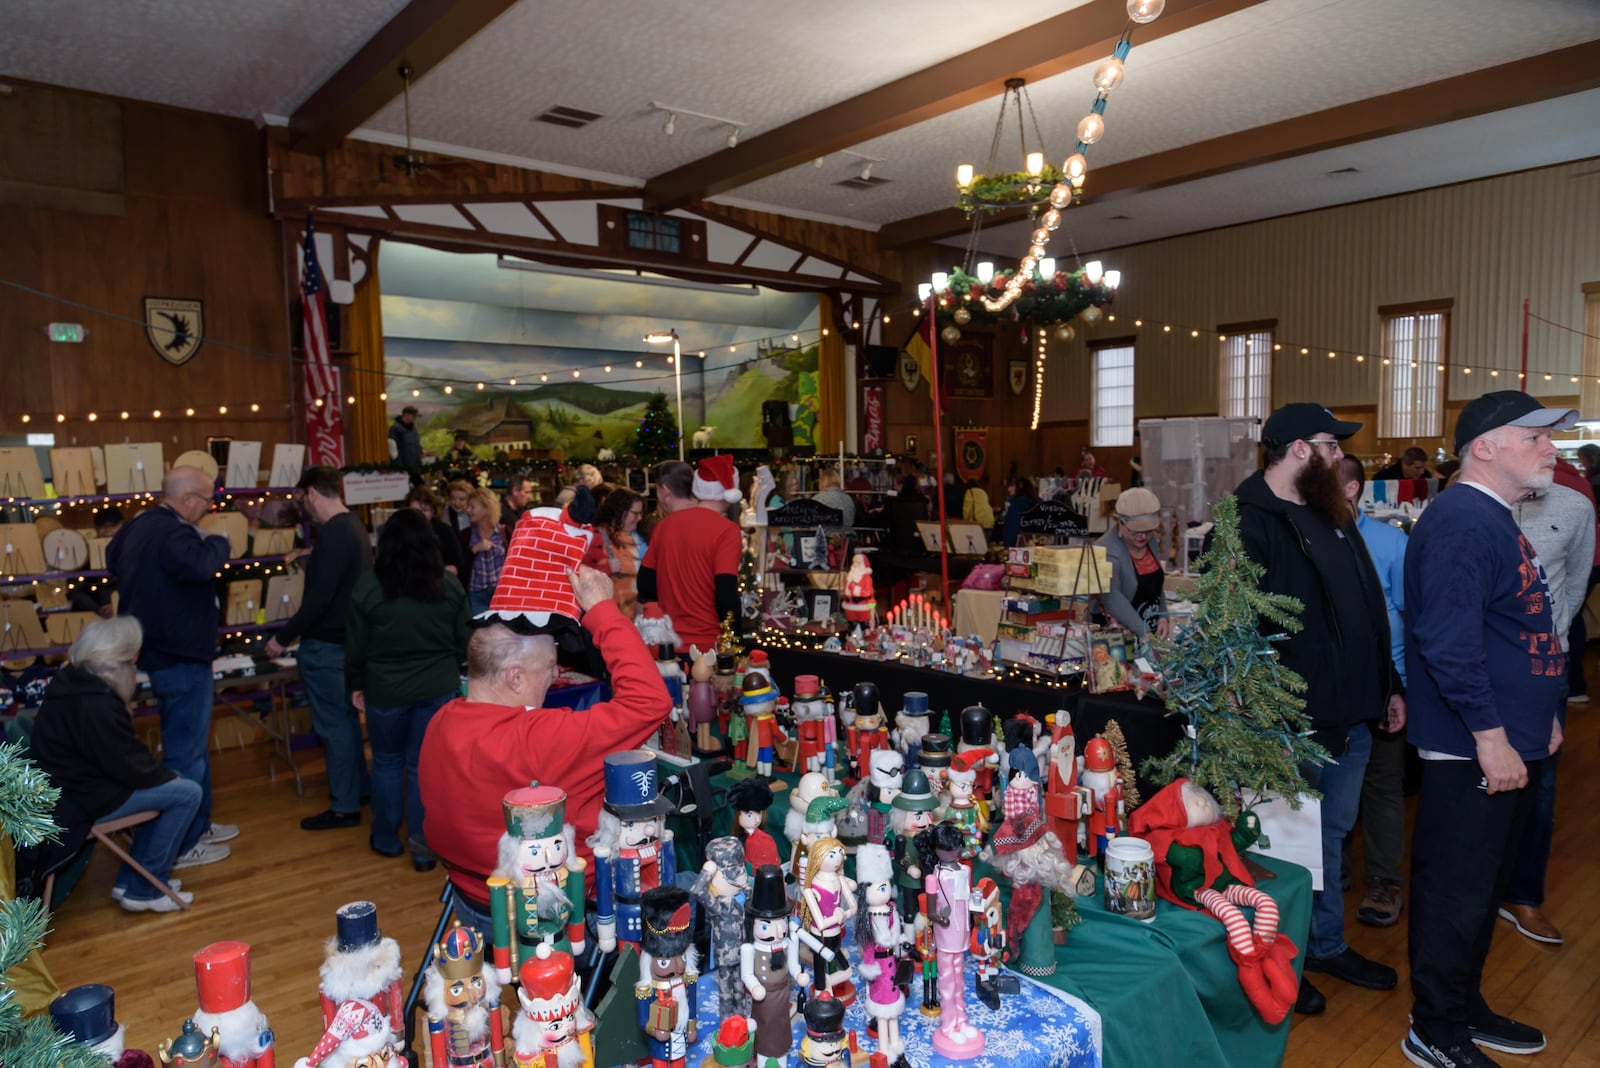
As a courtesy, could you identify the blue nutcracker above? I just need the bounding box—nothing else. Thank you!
[634,886,697,1068]
[589,750,677,951]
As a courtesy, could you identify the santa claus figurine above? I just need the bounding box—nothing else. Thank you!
[423,921,504,1068]
[192,942,275,1068]
[297,1000,406,1068]
[318,903,404,1035]
[512,945,594,1068]
[1042,713,1087,863]
[841,554,876,626]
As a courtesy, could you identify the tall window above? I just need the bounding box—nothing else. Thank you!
[1091,342,1135,447]
[1217,320,1274,423]
[1378,300,1451,439]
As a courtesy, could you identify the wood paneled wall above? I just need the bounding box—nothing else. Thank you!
[0,83,295,453]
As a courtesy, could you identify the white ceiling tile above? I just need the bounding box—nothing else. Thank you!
[463,203,556,241]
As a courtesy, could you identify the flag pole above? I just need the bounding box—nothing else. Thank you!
[927,293,951,617]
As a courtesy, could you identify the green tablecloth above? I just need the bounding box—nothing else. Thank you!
[1042,854,1310,1068]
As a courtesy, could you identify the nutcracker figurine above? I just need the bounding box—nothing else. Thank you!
[691,837,752,1020]
[512,945,594,1068]
[985,780,1077,978]
[50,984,128,1062]
[488,784,588,979]
[1000,715,1044,808]
[1078,737,1122,858]
[740,866,821,1068]
[789,794,847,889]
[634,887,698,1068]
[727,778,781,870]
[944,750,994,862]
[797,838,857,1004]
[915,733,952,804]
[739,675,785,777]
[318,903,404,1034]
[159,1020,220,1068]
[844,683,888,784]
[591,750,678,950]
[886,771,941,944]
[955,706,998,805]
[687,646,722,756]
[967,879,1005,1011]
[791,676,837,783]
[918,821,985,1059]
[798,995,847,1068]
[1043,713,1088,864]
[891,693,931,762]
[638,607,687,757]
[299,999,406,1068]
[864,750,904,847]
[192,941,275,1068]
[853,845,906,1061]
[423,921,504,1068]
[713,650,739,739]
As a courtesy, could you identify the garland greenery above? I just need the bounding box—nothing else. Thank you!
[957,165,1066,215]
[935,264,1115,329]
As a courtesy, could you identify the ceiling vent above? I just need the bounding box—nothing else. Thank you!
[535,105,602,128]
[836,174,892,190]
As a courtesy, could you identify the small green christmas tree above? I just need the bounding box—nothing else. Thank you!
[1143,495,1330,819]
[632,393,679,465]
[0,742,104,1068]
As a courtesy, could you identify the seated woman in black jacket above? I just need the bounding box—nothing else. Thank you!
[29,617,207,913]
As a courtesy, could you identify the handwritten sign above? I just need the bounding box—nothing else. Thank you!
[768,499,845,528]
[1017,498,1090,540]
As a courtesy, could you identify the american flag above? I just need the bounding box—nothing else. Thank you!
[301,214,336,399]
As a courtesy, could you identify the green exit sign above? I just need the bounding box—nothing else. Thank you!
[47,322,86,343]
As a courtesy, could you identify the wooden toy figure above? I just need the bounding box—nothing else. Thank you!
[791,676,837,783]
[891,693,931,762]
[591,751,677,950]
[886,771,941,945]
[1000,715,1044,811]
[789,794,847,889]
[512,945,594,1068]
[691,837,752,1020]
[687,645,722,756]
[318,903,404,1034]
[841,553,876,627]
[727,778,781,870]
[298,999,407,1068]
[192,941,275,1068]
[944,750,995,861]
[740,866,820,1068]
[985,780,1079,979]
[712,649,739,738]
[798,995,848,1068]
[798,837,857,1004]
[488,784,588,979]
[423,921,504,1068]
[844,683,888,784]
[49,984,130,1062]
[918,821,985,1059]
[1043,712,1088,864]
[159,1020,221,1068]
[955,706,998,806]
[854,845,907,1063]
[864,750,904,847]
[1078,737,1122,859]
[915,734,952,805]
[967,879,1005,1011]
[638,607,688,758]
[634,887,698,1068]
[739,675,785,777]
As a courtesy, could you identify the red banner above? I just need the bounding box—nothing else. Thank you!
[304,364,345,467]
[954,428,987,482]
[861,384,886,454]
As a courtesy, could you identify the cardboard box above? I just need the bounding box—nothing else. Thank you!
[1003,594,1062,614]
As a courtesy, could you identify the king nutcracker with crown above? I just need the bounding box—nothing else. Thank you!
[488,784,588,979]
[634,887,698,1068]
[423,921,505,1068]
[191,942,275,1068]
[512,945,594,1068]
[590,750,677,949]
[318,903,405,1036]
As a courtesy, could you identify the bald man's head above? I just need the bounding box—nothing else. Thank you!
[163,466,215,523]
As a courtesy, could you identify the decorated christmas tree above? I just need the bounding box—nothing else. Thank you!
[0,742,103,1068]
[632,393,679,465]
[1144,495,1329,819]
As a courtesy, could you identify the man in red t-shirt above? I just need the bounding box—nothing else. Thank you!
[638,456,744,652]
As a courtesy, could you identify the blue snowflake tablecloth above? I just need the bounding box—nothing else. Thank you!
[682,966,1101,1068]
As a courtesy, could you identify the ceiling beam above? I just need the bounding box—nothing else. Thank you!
[879,37,1600,248]
[640,0,1270,213]
[288,0,520,155]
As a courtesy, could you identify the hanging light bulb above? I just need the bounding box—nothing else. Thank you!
[956,164,974,188]
[1103,270,1121,289]
[1039,258,1056,278]
[1025,152,1044,177]
[976,262,995,284]
[663,112,677,136]
[1092,57,1125,95]
[1031,227,1050,246]
[1064,153,1087,181]
[1041,209,1062,230]
[931,271,949,293]
[1127,0,1165,22]
[917,282,933,302]
[1077,114,1105,144]
[1084,260,1104,284]
[443,385,453,394]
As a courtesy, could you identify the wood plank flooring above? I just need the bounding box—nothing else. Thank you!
[41,700,1600,1066]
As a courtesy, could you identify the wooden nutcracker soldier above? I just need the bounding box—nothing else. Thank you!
[944,750,995,861]
[512,945,594,1068]
[590,750,677,950]
[1000,715,1044,810]
[1043,713,1089,864]
[423,921,504,1068]
[886,771,941,945]
[916,734,953,806]
[298,999,406,1068]
[487,784,588,979]
[50,984,129,1063]
[967,879,1006,1011]
[890,693,931,762]
[739,675,785,777]
[634,887,698,1068]
[791,676,837,783]
[318,903,404,1034]
[712,649,739,740]
[864,750,904,847]
[192,941,275,1068]
[955,706,998,807]
[844,683,888,784]
[798,995,848,1068]
[1078,736,1122,858]
[638,607,687,758]
[727,778,781,870]
[691,836,752,1020]
[740,866,821,1068]
[853,845,907,1063]
[919,822,984,1059]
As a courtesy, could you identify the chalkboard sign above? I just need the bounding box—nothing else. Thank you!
[1017,498,1090,540]
[768,499,846,527]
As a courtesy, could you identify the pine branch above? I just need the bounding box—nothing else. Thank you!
[0,744,61,849]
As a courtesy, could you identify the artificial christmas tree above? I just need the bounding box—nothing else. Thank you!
[1144,495,1328,819]
[632,393,679,465]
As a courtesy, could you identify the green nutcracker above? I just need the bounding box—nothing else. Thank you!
[487,784,588,984]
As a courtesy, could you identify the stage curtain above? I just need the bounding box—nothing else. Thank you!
[348,253,388,465]
[815,293,846,452]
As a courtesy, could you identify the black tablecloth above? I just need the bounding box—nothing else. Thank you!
[762,647,1183,798]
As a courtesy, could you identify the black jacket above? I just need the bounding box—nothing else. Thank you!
[106,504,231,670]
[1232,471,1402,750]
[29,666,174,827]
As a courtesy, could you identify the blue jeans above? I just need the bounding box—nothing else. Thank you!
[1505,690,1565,907]
[296,638,369,815]
[366,693,451,854]
[102,777,203,900]
[468,587,493,615]
[147,660,216,852]
[1301,721,1373,959]
[450,888,496,948]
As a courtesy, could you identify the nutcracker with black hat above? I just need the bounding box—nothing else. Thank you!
[423,920,504,1068]
[487,784,588,980]
[50,983,135,1065]
[914,733,952,805]
[955,705,999,805]
[191,942,275,1068]
[739,866,821,1068]
[317,903,404,1034]
[727,778,780,870]
[296,999,405,1068]
[512,944,593,1068]
[738,674,784,777]
[843,682,887,786]
[798,994,847,1068]
[589,750,677,950]
[633,886,698,1068]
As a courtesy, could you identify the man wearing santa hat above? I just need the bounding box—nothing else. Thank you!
[638,455,744,653]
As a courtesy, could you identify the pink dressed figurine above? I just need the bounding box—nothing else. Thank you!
[918,822,984,1059]
[854,845,909,1066]
[686,645,721,755]
[797,837,857,1005]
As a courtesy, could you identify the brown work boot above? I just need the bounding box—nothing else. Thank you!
[1497,903,1563,945]
[1358,879,1403,927]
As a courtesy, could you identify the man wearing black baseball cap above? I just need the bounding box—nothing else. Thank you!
[389,404,423,481]
[1235,402,1406,1015]
[1400,391,1575,1068]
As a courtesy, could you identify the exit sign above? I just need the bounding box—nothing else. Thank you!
[47,322,86,343]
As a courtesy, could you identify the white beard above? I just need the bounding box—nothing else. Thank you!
[192,1003,270,1063]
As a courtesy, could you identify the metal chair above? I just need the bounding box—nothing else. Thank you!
[43,811,188,911]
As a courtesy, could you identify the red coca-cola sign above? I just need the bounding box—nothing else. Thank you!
[862,384,885,453]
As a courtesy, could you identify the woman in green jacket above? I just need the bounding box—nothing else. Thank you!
[347,508,469,870]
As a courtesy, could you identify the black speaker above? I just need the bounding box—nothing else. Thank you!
[861,344,898,380]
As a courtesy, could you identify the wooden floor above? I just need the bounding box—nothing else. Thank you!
[43,702,1600,1066]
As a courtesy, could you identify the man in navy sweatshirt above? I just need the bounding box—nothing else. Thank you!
[1402,391,1574,1068]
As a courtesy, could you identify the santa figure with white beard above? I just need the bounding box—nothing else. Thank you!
[191,941,275,1068]
[423,921,504,1068]
[512,945,594,1068]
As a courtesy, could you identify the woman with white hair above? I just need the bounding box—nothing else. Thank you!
[29,616,209,912]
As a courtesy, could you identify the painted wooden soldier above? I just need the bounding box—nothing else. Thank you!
[864,749,904,847]
[740,866,820,1068]
[512,945,594,1068]
[739,675,786,778]
[727,778,781,870]
[945,750,995,861]
[691,836,751,1019]
[791,676,837,783]
[591,750,677,950]
[488,784,588,981]
[844,682,888,785]
[318,903,404,1036]
[798,994,848,1068]
[423,921,504,1068]
[885,771,941,944]
[191,942,275,1068]
[634,887,698,1068]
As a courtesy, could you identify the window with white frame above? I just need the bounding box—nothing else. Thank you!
[1218,321,1274,423]
[1091,342,1135,447]
[1378,302,1451,439]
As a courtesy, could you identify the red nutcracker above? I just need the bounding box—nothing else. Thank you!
[792,676,837,783]
[739,675,786,778]
[1079,737,1122,859]
[191,941,275,1068]
[423,921,505,1068]
[967,879,1006,1012]
[318,902,405,1035]
[512,945,594,1068]
[1043,712,1089,863]
[844,682,888,783]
